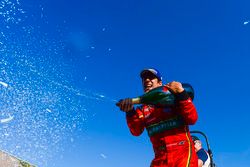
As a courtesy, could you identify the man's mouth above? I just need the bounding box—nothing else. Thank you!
[144,84,152,92]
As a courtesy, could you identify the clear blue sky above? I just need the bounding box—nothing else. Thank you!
[0,0,250,166]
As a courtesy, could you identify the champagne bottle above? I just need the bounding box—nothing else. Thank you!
[131,83,194,106]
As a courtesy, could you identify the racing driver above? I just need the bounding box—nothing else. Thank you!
[116,68,198,167]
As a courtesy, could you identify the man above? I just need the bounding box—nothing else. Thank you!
[192,136,211,167]
[116,68,198,167]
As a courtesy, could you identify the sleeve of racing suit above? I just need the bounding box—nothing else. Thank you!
[126,107,145,136]
[174,90,198,125]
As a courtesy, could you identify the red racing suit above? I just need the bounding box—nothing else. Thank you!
[126,90,198,167]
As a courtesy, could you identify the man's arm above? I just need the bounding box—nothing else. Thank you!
[198,159,203,167]
[126,108,145,136]
[166,81,198,124]
[116,98,145,136]
[197,149,209,167]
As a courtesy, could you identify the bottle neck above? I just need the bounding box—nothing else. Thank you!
[131,97,140,104]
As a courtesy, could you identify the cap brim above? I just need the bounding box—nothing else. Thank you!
[140,69,161,80]
[140,70,153,77]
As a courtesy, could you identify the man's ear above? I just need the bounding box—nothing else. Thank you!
[158,80,163,85]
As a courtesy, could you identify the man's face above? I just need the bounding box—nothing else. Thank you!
[194,140,202,152]
[141,72,162,93]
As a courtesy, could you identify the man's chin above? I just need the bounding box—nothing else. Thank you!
[144,87,152,93]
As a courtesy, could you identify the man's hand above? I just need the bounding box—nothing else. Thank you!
[116,98,134,112]
[165,81,184,94]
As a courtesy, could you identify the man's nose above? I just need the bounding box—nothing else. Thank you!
[143,78,151,82]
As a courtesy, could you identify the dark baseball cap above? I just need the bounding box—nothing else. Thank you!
[140,68,163,81]
[191,136,200,142]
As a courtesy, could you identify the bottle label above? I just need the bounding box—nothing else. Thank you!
[146,117,184,137]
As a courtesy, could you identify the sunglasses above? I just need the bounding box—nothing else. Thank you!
[141,73,157,80]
